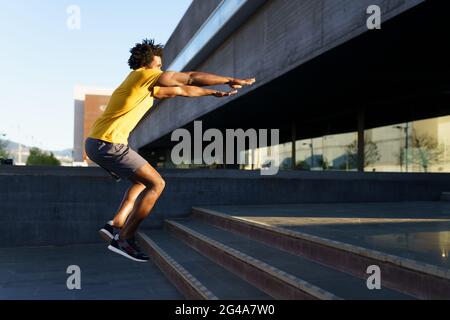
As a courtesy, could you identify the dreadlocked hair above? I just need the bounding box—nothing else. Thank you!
[128,38,164,70]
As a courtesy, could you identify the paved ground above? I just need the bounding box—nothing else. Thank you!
[204,201,450,269]
[0,243,183,300]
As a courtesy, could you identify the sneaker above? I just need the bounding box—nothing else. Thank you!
[108,235,149,263]
[99,221,121,243]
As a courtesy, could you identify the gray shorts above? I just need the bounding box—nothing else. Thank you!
[84,137,148,182]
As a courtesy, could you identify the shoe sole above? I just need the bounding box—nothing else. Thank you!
[99,229,114,243]
[107,245,149,263]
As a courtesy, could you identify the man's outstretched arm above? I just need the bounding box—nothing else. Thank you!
[157,71,256,89]
[153,85,238,99]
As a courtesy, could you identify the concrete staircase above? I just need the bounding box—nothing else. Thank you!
[135,206,450,300]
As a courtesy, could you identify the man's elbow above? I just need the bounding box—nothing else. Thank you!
[154,87,184,99]
[185,72,195,86]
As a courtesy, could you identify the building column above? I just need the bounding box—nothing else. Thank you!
[291,122,296,169]
[357,108,365,172]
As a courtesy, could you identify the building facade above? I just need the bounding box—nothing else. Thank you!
[73,86,113,166]
[129,0,450,174]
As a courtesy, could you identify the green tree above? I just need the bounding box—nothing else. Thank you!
[0,139,10,159]
[318,157,330,170]
[26,147,61,166]
[345,135,381,168]
[409,129,444,173]
[295,160,311,170]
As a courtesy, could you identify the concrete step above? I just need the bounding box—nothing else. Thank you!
[167,218,413,300]
[136,229,272,300]
[192,207,450,299]
[441,192,450,201]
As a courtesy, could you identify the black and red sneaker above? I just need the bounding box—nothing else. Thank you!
[99,221,121,243]
[108,235,149,263]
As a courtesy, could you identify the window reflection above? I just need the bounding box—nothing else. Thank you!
[365,116,450,173]
[149,115,450,173]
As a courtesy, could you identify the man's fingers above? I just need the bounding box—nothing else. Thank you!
[229,77,256,89]
[235,78,256,86]
[225,90,238,96]
[214,89,238,97]
[245,78,256,85]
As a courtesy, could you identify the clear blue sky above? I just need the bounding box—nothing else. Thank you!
[0,0,192,151]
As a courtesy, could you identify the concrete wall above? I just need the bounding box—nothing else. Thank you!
[162,0,222,68]
[130,0,424,150]
[1,166,449,247]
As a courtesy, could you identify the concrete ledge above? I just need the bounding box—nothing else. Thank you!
[137,232,217,300]
[2,165,450,180]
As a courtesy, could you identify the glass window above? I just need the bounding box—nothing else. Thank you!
[150,115,450,173]
[364,115,450,173]
[295,133,358,171]
[239,131,358,172]
[322,132,359,171]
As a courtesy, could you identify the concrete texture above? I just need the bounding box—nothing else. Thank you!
[162,0,222,69]
[172,218,413,299]
[144,229,272,300]
[1,166,449,247]
[0,243,183,300]
[191,206,450,299]
[130,0,424,150]
[166,220,326,300]
[137,232,219,300]
[202,202,450,269]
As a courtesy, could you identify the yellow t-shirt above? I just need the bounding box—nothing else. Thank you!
[88,68,163,145]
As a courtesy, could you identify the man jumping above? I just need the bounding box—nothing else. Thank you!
[84,39,256,262]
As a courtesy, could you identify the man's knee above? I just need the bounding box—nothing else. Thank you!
[130,163,165,193]
[142,177,165,195]
[153,178,166,195]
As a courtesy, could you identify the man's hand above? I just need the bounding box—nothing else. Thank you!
[228,78,256,89]
[153,86,238,99]
[213,89,238,98]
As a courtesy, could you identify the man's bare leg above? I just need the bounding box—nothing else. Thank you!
[111,181,147,228]
[119,163,165,240]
